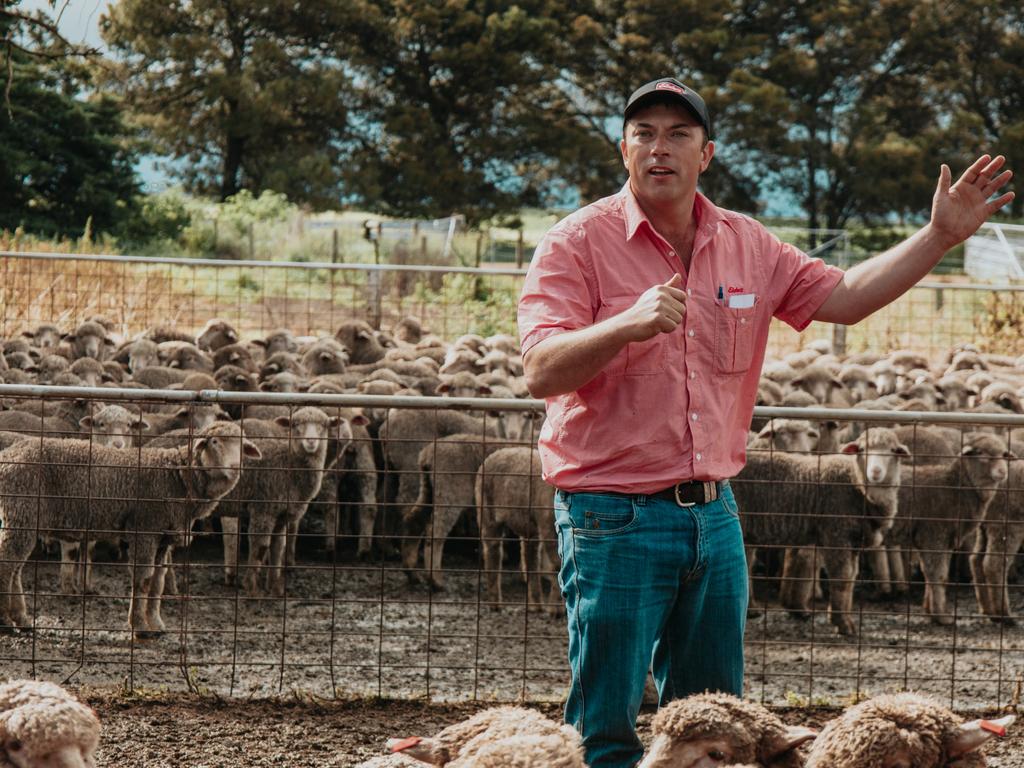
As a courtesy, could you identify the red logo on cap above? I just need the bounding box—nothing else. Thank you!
[656,82,686,94]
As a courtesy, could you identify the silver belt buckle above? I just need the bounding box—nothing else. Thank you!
[673,483,697,508]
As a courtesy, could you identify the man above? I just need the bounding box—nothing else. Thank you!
[517,76,1013,768]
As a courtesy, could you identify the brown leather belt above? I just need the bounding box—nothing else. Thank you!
[648,480,722,507]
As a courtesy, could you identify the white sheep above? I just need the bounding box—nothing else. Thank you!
[805,692,1014,767]
[0,679,100,768]
[637,692,815,768]
[383,706,585,767]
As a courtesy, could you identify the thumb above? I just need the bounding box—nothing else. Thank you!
[937,163,951,196]
[663,273,684,288]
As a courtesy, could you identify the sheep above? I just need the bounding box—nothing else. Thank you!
[132,365,191,389]
[139,404,227,442]
[978,381,1022,414]
[3,353,37,373]
[126,338,160,374]
[380,409,500,556]
[212,342,257,372]
[213,365,257,419]
[301,338,349,376]
[34,355,69,384]
[62,321,114,361]
[258,351,304,380]
[336,320,387,364]
[163,343,214,373]
[67,358,106,387]
[0,679,101,768]
[0,398,89,438]
[476,446,559,614]
[790,364,850,405]
[0,421,260,638]
[259,370,305,393]
[141,325,195,345]
[838,364,877,403]
[637,692,816,768]
[870,359,898,395]
[385,706,585,768]
[178,372,218,391]
[194,318,239,351]
[883,432,1011,624]
[20,324,62,351]
[439,348,481,376]
[216,408,350,595]
[436,371,491,399]
[733,427,910,635]
[805,692,1014,767]
[969,456,1024,624]
[251,328,298,356]
[394,317,423,344]
[316,409,377,560]
[747,420,819,454]
[400,433,519,590]
[935,375,974,411]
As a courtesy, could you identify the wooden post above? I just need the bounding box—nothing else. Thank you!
[212,219,218,253]
[475,233,483,268]
[248,222,254,259]
[515,229,524,269]
[421,235,428,261]
[332,229,339,264]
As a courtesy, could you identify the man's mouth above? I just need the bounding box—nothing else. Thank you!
[648,167,675,177]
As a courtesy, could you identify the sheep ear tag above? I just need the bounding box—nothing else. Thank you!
[389,736,422,753]
[948,714,1015,757]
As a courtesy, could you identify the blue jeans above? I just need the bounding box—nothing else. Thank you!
[553,482,748,768]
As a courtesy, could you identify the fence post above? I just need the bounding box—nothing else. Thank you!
[421,235,428,261]
[248,223,254,259]
[332,229,339,264]
[515,229,524,269]
[830,231,850,355]
[475,233,482,268]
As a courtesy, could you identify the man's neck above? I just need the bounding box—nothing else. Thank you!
[632,183,700,261]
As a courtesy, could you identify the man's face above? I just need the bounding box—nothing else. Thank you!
[620,102,715,208]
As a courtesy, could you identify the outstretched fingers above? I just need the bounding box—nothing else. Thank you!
[986,190,1015,216]
[959,154,992,185]
[982,169,1013,198]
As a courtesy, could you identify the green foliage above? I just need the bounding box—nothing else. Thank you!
[0,21,140,238]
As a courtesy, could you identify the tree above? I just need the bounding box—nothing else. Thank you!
[0,17,139,238]
[101,0,353,206]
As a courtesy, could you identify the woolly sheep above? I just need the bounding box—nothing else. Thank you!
[0,421,260,637]
[163,343,214,373]
[212,342,257,373]
[475,446,559,614]
[637,692,816,768]
[216,408,350,595]
[34,356,69,384]
[251,328,298,356]
[0,679,101,768]
[300,339,349,376]
[316,409,377,560]
[62,321,114,362]
[805,692,1014,767]
[886,432,1011,624]
[336,320,387,365]
[734,427,910,635]
[194,318,239,352]
[19,325,62,351]
[436,371,492,399]
[969,456,1024,624]
[385,706,585,768]
[67,358,106,387]
[394,317,423,344]
[125,338,160,374]
[131,365,190,389]
[258,351,304,381]
[790,364,850,405]
[400,433,519,590]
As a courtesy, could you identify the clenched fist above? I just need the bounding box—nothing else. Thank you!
[618,273,687,343]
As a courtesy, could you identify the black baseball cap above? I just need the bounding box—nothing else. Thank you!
[623,77,712,138]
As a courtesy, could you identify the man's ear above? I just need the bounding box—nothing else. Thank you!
[700,139,715,173]
[620,136,629,169]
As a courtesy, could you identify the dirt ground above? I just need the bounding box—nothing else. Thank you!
[77,692,1024,767]
[3,536,1024,764]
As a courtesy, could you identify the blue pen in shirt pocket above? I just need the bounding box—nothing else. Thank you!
[717,285,724,302]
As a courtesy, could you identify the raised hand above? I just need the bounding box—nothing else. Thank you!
[931,155,1014,248]
[621,273,687,342]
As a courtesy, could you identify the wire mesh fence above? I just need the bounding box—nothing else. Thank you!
[3,251,1022,360]
[0,387,1022,711]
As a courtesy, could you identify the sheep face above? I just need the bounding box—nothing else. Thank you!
[754,419,819,453]
[23,324,62,350]
[65,322,113,361]
[960,434,1012,488]
[128,340,160,374]
[5,740,97,768]
[273,409,347,457]
[196,319,239,352]
[842,429,910,486]
[196,424,262,484]
[639,734,747,767]
[79,406,148,450]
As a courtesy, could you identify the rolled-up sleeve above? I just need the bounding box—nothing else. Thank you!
[518,226,597,355]
[764,229,845,332]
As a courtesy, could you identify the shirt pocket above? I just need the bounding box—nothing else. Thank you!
[596,296,669,376]
[713,298,759,375]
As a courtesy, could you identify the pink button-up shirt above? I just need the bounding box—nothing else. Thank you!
[518,183,844,493]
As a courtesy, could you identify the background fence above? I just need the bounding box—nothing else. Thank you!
[3,250,1022,359]
[0,387,1022,711]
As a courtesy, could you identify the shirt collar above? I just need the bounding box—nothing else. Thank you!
[620,181,725,242]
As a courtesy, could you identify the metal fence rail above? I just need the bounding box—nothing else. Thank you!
[2,250,1023,358]
[0,385,1022,710]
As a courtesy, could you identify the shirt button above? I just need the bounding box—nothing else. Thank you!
[740,318,747,324]
[696,453,703,461]
[687,288,692,296]
[691,413,699,422]
[668,250,676,258]
[689,371,696,379]
[687,329,695,337]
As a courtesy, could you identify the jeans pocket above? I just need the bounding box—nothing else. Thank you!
[570,492,638,536]
[720,483,740,519]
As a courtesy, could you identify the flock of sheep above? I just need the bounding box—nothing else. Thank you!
[0,315,548,639]
[2,676,1013,767]
[0,315,1023,642]
[739,342,1024,635]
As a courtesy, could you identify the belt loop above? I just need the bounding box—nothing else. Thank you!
[705,480,718,503]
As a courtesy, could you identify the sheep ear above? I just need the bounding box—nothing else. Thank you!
[763,725,818,759]
[259,381,274,392]
[230,352,241,363]
[133,417,150,431]
[274,416,292,428]
[104,337,116,347]
[21,330,35,339]
[825,420,839,430]
[830,377,844,388]
[948,715,1015,757]
[962,445,979,456]
[251,338,267,349]
[841,442,861,455]
[808,429,820,440]
[168,359,180,368]
[234,375,248,386]
[477,385,492,396]
[226,329,238,341]
[756,422,776,439]
[79,416,94,429]
[242,439,262,459]
[436,383,451,394]
[214,408,232,421]
[893,443,911,457]
[350,412,369,427]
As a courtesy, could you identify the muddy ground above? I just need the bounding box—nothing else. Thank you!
[74,692,1024,767]
[3,536,1024,764]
